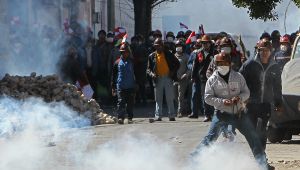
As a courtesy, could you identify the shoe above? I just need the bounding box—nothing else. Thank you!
[118,118,124,124]
[149,118,162,123]
[188,114,198,119]
[177,113,183,118]
[267,164,275,170]
[169,117,176,121]
[155,118,162,121]
[128,119,133,124]
[203,116,212,122]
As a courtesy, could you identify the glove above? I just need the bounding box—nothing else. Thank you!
[223,99,233,106]
[231,96,240,104]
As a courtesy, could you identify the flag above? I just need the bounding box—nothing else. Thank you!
[185,31,196,44]
[197,52,204,62]
[114,27,126,39]
[180,22,188,29]
[199,24,205,36]
[121,33,128,44]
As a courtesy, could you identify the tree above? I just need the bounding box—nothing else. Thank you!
[232,0,300,21]
[132,0,177,38]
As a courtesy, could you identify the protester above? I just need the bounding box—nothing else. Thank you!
[147,38,179,122]
[189,35,216,121]
[191,52,274,170]
[174,40,190,117]
[111,43,136,124]
[274,35,292,72]
[131,35,148,105]
[239,38,282,151]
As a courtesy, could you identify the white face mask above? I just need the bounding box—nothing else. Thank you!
[280,45,288,52]
[149,36,154,41]
[167,37,174,42]
[106,37,114,43]
[221,47,231,54]
[217,66,230,76]
[176,47,183,53]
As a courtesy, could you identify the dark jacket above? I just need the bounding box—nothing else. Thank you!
[111,57,136,91]
[239,55,282,107]
[274,50,291,72]
[147,49,180,85]
[192,48,217,82]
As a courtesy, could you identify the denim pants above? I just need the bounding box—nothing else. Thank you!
[246,103,271,151]
[200,81,214,117]
[117,88,135,119]
[191,81,203,116]
[177,80,188,113]
[193,110,268,167]
[154,76,175,118]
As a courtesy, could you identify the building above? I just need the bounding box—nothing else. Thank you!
[0,0,134,39]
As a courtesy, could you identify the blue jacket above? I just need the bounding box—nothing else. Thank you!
[111,57,136,90]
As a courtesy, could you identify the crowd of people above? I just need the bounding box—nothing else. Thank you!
[61,27,297,123]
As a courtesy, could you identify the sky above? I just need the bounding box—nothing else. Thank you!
[152,0,300,50]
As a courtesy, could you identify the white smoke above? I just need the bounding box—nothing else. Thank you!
[0,96,264,170]
[0,1,90,78]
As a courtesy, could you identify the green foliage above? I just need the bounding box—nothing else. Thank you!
[294,0,300,7]
[232,0,282,21]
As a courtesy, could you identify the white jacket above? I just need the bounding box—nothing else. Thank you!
[205,70,250,114]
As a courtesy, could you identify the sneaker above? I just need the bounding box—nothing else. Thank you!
[267,164,275,170]
[169,117,176,121]
[118,118,124,124]
[177,113,183,118]
[155,117,162,121]
[128,119,133,124]
[188,114,198,119]
[203,116,212,122]
[149,118,162,123]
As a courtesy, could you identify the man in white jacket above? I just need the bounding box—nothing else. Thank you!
[191,52,274,170]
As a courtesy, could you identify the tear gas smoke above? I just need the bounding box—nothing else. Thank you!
[0,97,263,170]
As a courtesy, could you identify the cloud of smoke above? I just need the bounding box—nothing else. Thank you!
[0,96,263,170]
[0,1,90,79]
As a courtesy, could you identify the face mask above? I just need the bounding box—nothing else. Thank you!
[176,47,183,53]
[280,45,288,52]
[178,38,185,42]
[217,66,230,76]
[106,37,114,43]
[167,37,174,42]
[149,36,154,41]
[221,47,231,54]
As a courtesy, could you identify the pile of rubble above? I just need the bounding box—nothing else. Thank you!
[0,73,116,125]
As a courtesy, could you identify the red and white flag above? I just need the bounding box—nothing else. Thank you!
[121,33,128,44]
[179,22,189,29]
[186,31,196,44]
[199,24,205,36]
[114,27,126,39]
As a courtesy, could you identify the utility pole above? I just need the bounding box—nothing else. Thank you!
[107,0,115,31]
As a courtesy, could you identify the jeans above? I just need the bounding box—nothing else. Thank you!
[177,80,188,113]
[192,110,268,167]
[117,88,135,119]
[246,103,271,151]
[191,81,203,116]
[154,76,175,118]
[200,81,214,117]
